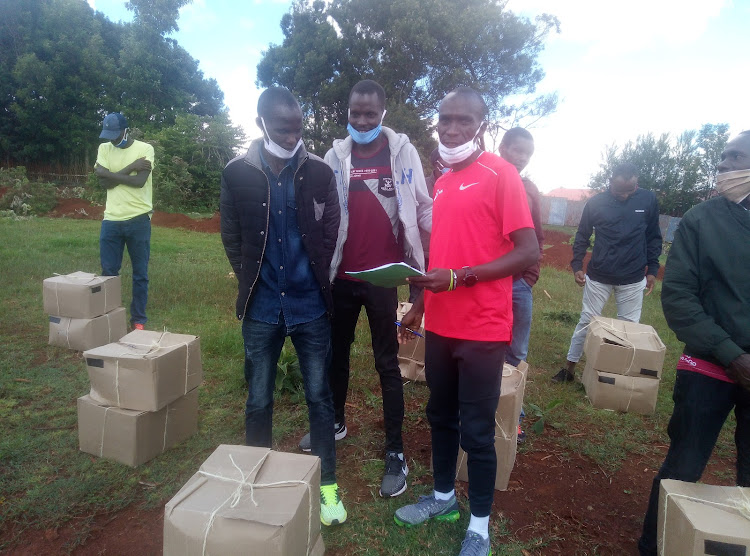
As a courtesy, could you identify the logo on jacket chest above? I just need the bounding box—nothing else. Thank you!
[379,176,395,197]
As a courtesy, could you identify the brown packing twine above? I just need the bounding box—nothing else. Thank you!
[660,490,750,555]
[99,406,112,457]
[109,329,194,405]
[52,272,108,316]
[197,452,314,556]
[96,402,174,457]
[60,312,114,349]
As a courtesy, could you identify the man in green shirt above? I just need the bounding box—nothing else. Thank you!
[94,112,154,329]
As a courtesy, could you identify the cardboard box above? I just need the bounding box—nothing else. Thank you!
[43,272,121,319]
[582,361,659,415]
[396,302,426,381]
[84,330,202,411]
[455,361,528,491]
[164,445,324,556]
[658,480,750,556]
[48,307,127,351]
[583,316,666,379]
[77,388,198,467]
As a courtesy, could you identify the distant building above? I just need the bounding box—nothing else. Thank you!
[544,187,595,202]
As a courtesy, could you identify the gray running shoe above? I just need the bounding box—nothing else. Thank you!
[458,531,491,556]
[379,452,408,497]
[394,493,460,527]
[298,421,347,452]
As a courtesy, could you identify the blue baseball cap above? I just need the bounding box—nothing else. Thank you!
[99,113,128,140]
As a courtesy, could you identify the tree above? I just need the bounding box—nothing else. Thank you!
[0,0,228,182]
[257,0,559,159]
[125,0,191,36]
[149,111,245,211]
[589,125,730,217]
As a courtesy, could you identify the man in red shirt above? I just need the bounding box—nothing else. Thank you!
[393,87,539,556]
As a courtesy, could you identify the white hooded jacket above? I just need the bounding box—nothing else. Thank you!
[324,126,433,282]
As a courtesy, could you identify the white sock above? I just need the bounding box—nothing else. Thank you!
[434,489,454,501]
[468,514,489,539]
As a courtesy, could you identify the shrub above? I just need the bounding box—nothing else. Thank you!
[0,166,58,216]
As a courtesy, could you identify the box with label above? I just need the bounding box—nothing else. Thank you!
[455,361,527,491]
[84,329,202,412]
[77,388,198,467]
[396,301,426,381]
[658,479,750,556]
[49,307,127,351]
[43,272,121,319]
[582,361,659,415]
[583,316,666,379]
[164,445,324,556]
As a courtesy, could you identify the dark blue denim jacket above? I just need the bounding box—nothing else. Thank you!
[248,150,326,325]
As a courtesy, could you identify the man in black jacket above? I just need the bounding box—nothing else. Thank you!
[638,131,750,555]
[552,162,662,382]
[220,87,346,526]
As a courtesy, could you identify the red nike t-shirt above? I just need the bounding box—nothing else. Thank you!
[425,151,533,342]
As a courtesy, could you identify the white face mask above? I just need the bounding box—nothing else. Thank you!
[261,118,303,160]
[438,123,484,165]
[716,169,750,204]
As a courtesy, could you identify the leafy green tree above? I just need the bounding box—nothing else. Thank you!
[0,0,226,180]
[589,125,730,217]
[257,0,559,158]
[149,111,245,211]
[126,0,191,36]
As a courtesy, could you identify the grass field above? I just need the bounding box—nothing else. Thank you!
[0,217,737,554]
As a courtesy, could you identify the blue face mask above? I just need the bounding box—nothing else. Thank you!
[114,129,129,149]
[347,110,386,145]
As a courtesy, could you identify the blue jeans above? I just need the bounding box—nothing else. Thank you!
[638,370,750,555]
[242,314,337,484]
[506,278,533,366]
[100,214,151,325]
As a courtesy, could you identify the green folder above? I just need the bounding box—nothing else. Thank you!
[344,262,425,288]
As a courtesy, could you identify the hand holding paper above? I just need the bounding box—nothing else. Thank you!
[345,262,424,288]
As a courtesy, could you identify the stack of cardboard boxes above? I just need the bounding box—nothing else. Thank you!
[77,329,202,466]
[582,316,666,415]
[456,361,528,490]
[163,445,325,556]
[43,271,127,351]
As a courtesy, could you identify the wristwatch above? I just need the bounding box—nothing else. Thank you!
[461,266,478,287]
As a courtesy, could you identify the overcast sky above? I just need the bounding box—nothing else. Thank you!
[89,0,749,192]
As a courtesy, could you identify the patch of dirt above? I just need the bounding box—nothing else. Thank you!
[48,198,220,233]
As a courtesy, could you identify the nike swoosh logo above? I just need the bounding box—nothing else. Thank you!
[459,182,479,190]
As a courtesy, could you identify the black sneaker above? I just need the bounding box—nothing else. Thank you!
[380,451,408,497]
[551,368,574,383]
[298,421,347,452]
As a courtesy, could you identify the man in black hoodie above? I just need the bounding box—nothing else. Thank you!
[552,162,662,383]
[220,87,346,526]
[637,131,750,555]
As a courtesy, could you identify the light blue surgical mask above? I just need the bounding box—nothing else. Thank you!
[347,109,387,145]
[114,129,129,149]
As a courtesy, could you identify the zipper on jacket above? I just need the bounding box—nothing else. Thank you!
[241,158,271,320]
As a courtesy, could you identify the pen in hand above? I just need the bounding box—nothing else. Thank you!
[394,321,424,338]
